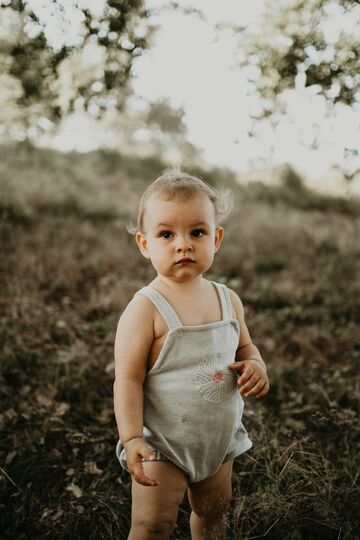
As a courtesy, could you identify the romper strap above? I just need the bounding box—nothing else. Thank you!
[211,282,233,321]
[134,287,182,330]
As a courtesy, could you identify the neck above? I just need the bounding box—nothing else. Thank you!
[152,274,205,293]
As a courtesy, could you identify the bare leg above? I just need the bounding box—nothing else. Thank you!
[129,460,188,540]
[188,460,233,540]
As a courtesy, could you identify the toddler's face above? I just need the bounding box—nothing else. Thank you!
[135,191,224,283]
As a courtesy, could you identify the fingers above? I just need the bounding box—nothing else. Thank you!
[238,366,256,386]
[255,381,270,398]
[125,439,160,487]
[229,361,270,398]
[125,438,156,462]
[132,461,160,487]
[140,445,156,461]
[231,362,258,387]
[241,377,269,398]
[228,361,245,373]
[239,373,260,395]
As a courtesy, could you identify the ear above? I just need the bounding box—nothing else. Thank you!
[214,226,224,252]
[135,231,150,259]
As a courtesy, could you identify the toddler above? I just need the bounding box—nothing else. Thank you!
[113,169,269,540]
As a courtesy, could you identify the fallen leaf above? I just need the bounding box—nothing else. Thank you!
[41,508,51,520]
[36,393,52,408]
[66,482,82,499]
[52,508,64,522]
[84,461,103,475]
[54,402,70,416]
[6,450,16,465]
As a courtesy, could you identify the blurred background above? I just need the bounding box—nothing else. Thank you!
[0,1,359,539]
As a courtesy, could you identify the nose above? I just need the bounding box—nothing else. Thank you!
[175,234,193,253]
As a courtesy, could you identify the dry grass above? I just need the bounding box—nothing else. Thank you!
[0,142,359,539]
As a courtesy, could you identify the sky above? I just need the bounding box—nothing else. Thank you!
[131,0,265,170]
[23,0,360,192]
[129,0,360,186]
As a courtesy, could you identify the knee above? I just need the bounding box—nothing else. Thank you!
[131,514,176,538]
[192,497,231,523]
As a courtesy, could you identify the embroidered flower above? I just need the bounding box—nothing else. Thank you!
[194,354,237,402]
[212,371,223,384]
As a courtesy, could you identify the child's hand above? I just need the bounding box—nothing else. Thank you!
[124,437,160,487]
[229,359,269,398]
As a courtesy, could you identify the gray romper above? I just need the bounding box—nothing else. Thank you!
[116,281,252,483]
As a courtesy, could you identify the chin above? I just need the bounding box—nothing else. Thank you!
[176,269,205,282]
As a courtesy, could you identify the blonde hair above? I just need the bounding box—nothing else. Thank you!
[128,168,234,234]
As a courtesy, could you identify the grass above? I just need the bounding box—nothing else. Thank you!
[0,142,359,539]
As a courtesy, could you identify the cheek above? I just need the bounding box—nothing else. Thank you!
[198,242,216,261]
[149,243,167,261]
[204,237,217,252]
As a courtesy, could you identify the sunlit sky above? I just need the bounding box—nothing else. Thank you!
[130,0,360,185]
[132,0,262,170]
[25,0,360,190]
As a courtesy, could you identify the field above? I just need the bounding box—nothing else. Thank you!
[0,142,359,539]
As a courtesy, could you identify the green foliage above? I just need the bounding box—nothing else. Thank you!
[146,99,186,134]
[238,0,360,111]
[0,0,152,124]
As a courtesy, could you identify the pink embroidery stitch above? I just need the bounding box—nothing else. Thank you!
[212,372,223,384]
[194,354,237,402]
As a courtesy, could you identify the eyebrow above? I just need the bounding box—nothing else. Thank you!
[155,222,210,228]
[190,222,209,227]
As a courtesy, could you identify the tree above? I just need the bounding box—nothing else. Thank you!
[99,97,200,165]
[0,0,152,131]
[231,0,360,179]
[237,0,360,115]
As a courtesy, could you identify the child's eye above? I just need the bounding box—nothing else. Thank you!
[160,231,173,239]
[191,229,206,237]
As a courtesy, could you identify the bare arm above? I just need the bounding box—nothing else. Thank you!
[113,294,159,486]
[228,289,270,398]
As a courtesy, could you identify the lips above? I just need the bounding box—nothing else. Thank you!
[175,258,195,264]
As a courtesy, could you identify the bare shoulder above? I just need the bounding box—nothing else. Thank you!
[227,287,245,320]
[114,293,156,380]
[117,292,155,331]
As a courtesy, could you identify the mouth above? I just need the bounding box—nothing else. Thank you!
[175,258,195,264]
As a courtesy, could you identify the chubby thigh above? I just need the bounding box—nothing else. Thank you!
[130,459,233,537]
[188,459,233,517]
[130,461,188,536]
